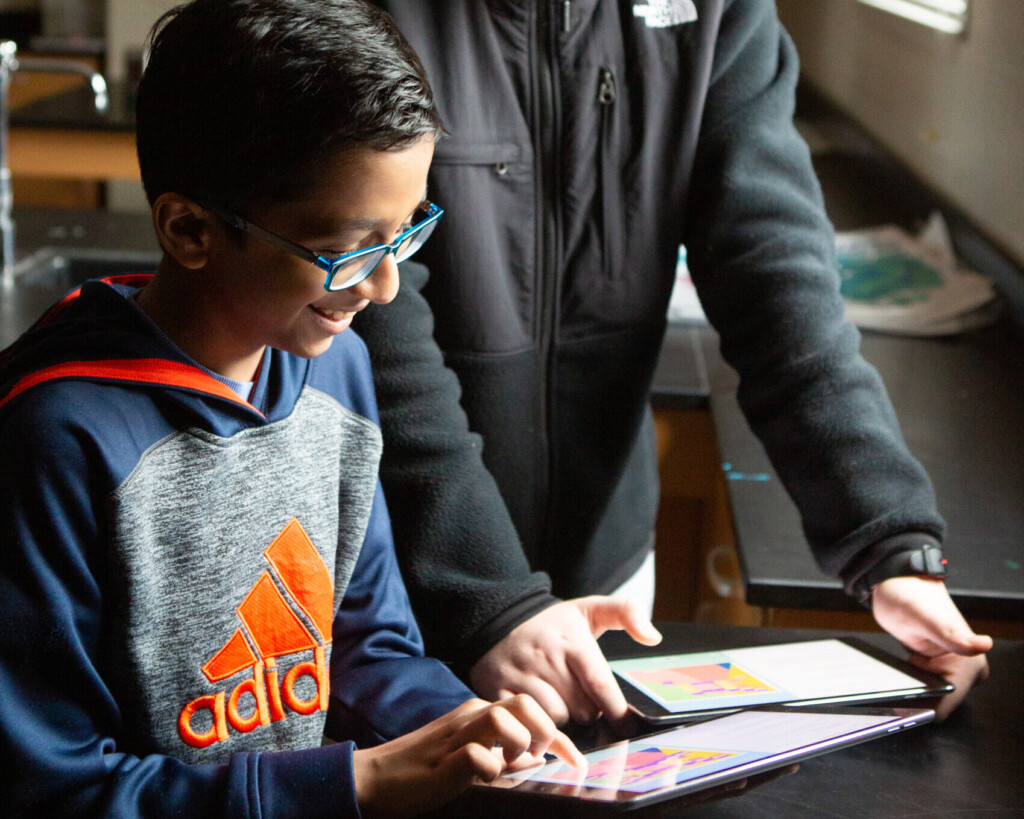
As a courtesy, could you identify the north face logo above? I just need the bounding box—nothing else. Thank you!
[177,518,334,749]
[633,0,698,28]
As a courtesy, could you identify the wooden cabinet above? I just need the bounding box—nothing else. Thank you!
[652,406,758,624]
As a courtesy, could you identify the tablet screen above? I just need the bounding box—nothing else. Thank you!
[480,706,932,809]
[608,638,948,720]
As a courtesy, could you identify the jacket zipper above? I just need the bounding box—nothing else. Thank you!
[598,66,621,279]
[535,1,563,554]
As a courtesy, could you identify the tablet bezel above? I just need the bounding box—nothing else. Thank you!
[472,704,934,811]
[612,636,953,724]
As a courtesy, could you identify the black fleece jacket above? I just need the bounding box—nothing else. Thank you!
[353,0,943,669]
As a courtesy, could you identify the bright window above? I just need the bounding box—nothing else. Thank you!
[856,0,970,34]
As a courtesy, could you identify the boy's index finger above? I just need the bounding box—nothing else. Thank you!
[487,694,586,767]
[546,729,587,768]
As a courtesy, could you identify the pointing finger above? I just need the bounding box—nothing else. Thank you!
[580,596,662,644]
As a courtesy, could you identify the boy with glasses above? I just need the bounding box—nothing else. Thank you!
[0,1,581,816]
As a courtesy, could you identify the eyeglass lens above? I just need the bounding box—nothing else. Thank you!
[326,212,439,290]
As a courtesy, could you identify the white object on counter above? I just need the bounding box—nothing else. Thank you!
[667,245,708,324]
[837,211,1000,336]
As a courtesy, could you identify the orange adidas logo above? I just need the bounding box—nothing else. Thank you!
[177,518,334,749]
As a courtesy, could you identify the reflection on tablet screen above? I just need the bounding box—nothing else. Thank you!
[500,709,918,798]
[519,743,750,794]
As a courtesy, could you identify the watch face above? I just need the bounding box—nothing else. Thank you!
[911,545,947,576]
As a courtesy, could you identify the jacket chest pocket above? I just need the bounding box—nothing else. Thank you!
[597,65,625,280]
[422,140,541,350]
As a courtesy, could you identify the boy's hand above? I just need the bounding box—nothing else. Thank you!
[353,694,584,818]
[469,597,663,727]
[871,576,991,720]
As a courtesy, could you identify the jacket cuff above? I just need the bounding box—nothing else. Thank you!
[235,741,362,818]
[454,589,561,678]
[840,532,943,598]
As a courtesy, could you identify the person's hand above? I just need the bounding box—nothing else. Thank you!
[469,596,663,727]
[352,694,584,818]
[871,576,991,720]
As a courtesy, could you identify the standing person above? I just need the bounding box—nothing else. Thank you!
[353,0,991,726]
[0,1,583,816]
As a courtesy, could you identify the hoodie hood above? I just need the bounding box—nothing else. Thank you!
[0,275,290,422]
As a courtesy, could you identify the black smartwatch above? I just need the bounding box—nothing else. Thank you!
[852,543,947,604]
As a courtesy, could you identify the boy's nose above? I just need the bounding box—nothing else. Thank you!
[351,253,400,305]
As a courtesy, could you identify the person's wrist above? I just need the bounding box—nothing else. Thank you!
[460,592,561,678]
[352,746,384,813]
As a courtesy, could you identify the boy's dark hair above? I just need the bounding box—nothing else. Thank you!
[135,0,442,211]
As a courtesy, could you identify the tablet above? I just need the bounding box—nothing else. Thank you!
[609,637,952,723]
[474,705,934,811]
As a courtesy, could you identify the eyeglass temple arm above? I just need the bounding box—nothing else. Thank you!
[204,204,320,265]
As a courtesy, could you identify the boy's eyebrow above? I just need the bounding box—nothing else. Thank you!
[342,216,393,232]
[338,188,430,233]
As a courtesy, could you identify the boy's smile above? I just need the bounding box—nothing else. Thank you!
[139,135,435,383]
[305,298,366,336]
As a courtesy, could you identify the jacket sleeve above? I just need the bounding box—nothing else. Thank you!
[325,480,476,746]
[683,0,943,578]
[351,262,557,671]
[0,400,361,819]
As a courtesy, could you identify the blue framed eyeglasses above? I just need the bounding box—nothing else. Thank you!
[205,200,444,291]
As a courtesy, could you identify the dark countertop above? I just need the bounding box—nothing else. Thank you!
[10,80,135,132]
[710,324,1024,620]
[649,320,717,410]
[9,206,154,251]
[653,314,1024,620]
[651,242,1024,621]
[443,623,1024,817]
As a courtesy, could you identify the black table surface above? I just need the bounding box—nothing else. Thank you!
[445,623,1024,818]
[711,323,1024,621]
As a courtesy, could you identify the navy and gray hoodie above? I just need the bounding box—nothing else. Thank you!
[0,276,473,817]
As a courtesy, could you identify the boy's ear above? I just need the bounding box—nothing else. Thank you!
[152,193,217,270]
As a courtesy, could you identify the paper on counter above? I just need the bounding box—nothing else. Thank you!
[837,211,1000,336]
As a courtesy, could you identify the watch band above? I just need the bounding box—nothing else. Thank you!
[853,543,947,603]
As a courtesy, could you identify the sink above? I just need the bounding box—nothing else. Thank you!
[12,246,160,288]
[1,246,161,348]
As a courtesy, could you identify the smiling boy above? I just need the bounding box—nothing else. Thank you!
[135,140,436,380]
[0,1,579,816]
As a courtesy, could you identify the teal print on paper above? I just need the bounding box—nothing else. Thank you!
[838,252,942,304]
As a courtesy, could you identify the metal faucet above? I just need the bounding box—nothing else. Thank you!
[1,39,109,289]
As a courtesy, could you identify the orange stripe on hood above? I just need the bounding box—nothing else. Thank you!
[0,358,263,415]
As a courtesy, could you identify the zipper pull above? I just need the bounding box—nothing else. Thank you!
[562,0,572,33]
[598,67,616,105]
